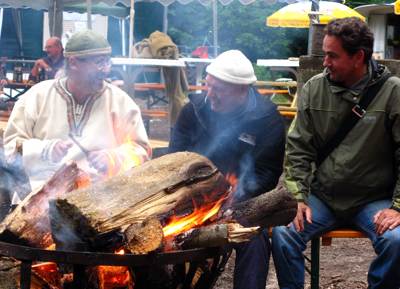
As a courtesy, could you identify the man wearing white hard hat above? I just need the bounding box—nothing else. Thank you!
[169,50,286,289]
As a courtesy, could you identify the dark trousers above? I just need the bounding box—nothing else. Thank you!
[233,229,270,289]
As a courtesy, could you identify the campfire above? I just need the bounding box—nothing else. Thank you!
[0,152,297,289]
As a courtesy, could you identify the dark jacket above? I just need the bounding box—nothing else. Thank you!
[285,63,400,213]
[29,55,65,81]
[169,88,286,202]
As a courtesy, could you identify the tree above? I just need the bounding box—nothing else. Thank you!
[167,1,308,62]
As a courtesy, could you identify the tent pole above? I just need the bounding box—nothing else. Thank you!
[122,18,127,57]
[308,0,319,54]
[128,0,135,57]
[212,0,218,57]
[87,0,92,29]
[163,5,169,33]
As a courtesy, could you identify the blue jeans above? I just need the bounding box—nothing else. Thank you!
[233,229,270,289]
[271,195,400,289]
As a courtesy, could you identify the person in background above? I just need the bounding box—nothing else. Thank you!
[169,50,286,289]
[4,30,151,197]
[29,37,64,81]
[272,17,400,289]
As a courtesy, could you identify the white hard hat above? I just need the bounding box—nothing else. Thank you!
[206,50,257,85]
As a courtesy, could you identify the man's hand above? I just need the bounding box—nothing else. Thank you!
[87,150,118,175]
[292,202,312,232]
[35,59,50,70]
[51,140,73,163]
[0,78,8,87]
[373,208,400,235]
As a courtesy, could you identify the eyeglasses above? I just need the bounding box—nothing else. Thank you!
[77,56,112,68]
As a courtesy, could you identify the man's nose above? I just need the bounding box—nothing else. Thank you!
[323,56,330,67]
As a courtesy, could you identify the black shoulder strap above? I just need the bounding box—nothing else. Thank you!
[317,73,392,166]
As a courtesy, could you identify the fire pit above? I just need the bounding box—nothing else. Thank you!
[0,240,231,289]
[0,152,297,288]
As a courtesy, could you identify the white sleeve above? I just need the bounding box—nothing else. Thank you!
[3,91,61,176]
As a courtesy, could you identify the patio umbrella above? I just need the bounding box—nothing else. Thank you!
[266,1,365,28]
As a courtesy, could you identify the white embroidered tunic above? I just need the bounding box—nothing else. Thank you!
[4,78,151,191]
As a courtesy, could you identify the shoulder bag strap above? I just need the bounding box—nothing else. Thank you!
[317,73,392,166]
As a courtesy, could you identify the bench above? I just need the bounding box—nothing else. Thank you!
[134,83,208,109]
[141,109,168,133]
[309,228,367,289]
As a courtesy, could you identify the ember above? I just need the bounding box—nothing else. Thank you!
[97,265,134,289]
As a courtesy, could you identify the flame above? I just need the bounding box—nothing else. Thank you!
[225,173,238,192]
[105,136,143,178]
[115,248,125,255]
[32,262,57,270]
[162,173,237,237]
[31,262,62,288]
[97,265,134,289]
[97,249,132,289]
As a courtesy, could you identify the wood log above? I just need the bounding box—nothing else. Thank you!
[0,163,87,248]
[178,222,260,249]
[49,152,230,251]
[124,217,164,254]
[225,185,297,228]
[0,257,19,289]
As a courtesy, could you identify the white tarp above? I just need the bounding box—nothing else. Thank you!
[0,0,266,9]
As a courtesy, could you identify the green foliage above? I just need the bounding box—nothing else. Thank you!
[167,0,308,62]
[345,0,390,9]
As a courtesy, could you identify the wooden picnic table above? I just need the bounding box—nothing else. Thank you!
[2,81,34,101]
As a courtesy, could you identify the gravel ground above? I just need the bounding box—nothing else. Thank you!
[215,238,374,289]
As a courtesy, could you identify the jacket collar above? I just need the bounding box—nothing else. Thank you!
[324,60,390,101]
[189,87,270,130]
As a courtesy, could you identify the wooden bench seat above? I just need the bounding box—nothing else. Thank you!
[257,89,289,95]
[133,83,208,92]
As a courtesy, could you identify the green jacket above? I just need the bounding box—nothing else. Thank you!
[285,63,400,214]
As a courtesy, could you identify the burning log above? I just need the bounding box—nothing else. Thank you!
[0,163,87,248]
[178,222,260,249]
[124,217,164,254]
[49,152,230,252]
[227,185,298,228]
[176,186,297,250]
[49,152,297,254]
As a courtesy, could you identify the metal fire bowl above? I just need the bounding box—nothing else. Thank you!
[0,240,230,289]
[0,240,226,266]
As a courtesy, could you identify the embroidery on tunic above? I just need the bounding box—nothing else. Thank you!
[55,78,106,136]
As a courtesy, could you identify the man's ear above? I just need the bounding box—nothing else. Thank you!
[354,49,366,67]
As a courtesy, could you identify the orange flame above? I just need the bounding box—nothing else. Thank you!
[105,135,143,178]
[162,173,237,237]
[225,173,238,192]
[115,248,125,255]
[97,265,134,289]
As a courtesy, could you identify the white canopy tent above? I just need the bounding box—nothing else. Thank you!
[0,0,290,58]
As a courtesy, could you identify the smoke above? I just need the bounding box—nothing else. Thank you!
[194,109,260,203]
[48,200,88,251]
[0,147,31,221]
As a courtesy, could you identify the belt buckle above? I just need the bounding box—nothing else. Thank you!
[352,105,366,118]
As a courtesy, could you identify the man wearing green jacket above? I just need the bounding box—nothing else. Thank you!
[272,17,400,289]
